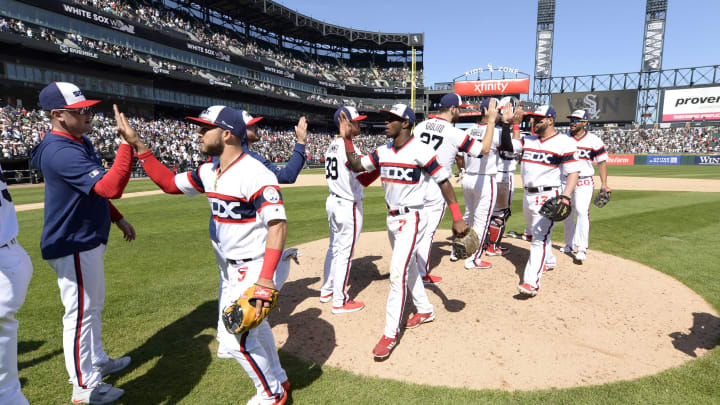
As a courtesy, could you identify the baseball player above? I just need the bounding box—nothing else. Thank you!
[486,100,525,256]
[411,93,495,283]
[131,106,291,405]
[340,104,469,359]
[213,112,306,359]
[461,98,505,270]
[511,105,581,297]
[560,109,611,262]
[30,82,137,404]
[320,106,380,313]
[0,164,33,405]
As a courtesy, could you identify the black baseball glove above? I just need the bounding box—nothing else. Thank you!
[593,189,611,208]
[539,195,572,221]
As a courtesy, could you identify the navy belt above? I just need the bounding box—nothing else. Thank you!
[388,207,411,217]
[525,186,558,193]
[227,255,260,265]
[0,238,17,249]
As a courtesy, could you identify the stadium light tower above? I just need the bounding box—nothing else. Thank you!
[637,0,668,127]
[533,0,555,104]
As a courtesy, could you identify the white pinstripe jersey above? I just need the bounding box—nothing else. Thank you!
[413,117,486,203]
[513,132,581,187]
[360,136,449,209]
[463,124,502,175]
[174,153,287,260]
[564,132,608,178]
[325,136,365,201]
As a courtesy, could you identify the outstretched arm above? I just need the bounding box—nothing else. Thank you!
[339,112,368,173]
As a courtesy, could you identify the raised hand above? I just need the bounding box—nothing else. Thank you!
[338,111,353,139]
[295,116,307,144]
[114,104,148,153]
[484,98,499,121]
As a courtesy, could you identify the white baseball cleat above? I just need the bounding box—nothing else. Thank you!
[94,356,130,377]
[319,293,332,303]
[72,382,124,404]
[575,251,587,261]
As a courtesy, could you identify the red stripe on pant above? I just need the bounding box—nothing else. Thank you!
[239,332,277,400]
[474,177,495,261]
[396,211,419,338]
[425,202,446,276]
[73,253,85,388]
[534,190,559,284]
[342,202,358,304]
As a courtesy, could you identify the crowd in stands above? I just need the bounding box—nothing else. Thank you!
[593,127,720,155]
[3,106,720,170]
[0,106,388,169]
[68,0,422,88]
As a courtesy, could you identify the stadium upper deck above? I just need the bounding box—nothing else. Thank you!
[0,0,425,123]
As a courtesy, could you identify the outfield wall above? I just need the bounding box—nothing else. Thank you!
[607,154,720,166]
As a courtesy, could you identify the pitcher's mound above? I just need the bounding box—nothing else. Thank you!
[269,230,720,390]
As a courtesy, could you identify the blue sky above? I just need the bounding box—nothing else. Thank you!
[277,0,719,86]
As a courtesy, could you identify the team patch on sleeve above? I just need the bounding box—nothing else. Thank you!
[252,185,284,213]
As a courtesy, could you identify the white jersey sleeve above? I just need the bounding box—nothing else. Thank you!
[0,165,19,244]
[174,163,208,198]
[254,184,287,225]
[415,144,450,184]
[561,138,581,176]
[360,149,380,172]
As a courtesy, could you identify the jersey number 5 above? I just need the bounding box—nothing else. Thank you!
[325,157,339,180]
[420,132,443,150]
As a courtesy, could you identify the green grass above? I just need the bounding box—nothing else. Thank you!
[605,165,720,179]
[14,184,720,404]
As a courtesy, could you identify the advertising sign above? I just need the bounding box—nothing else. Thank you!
[695,155,720,166]
[646,155,681,165]
[606,155,635,165]
[661,86,720,122]
[454,78,529,96]
[552,90,638,123]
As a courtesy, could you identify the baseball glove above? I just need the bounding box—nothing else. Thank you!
[222,284,279,335]
[539,195,572,221]
[593,189,611,208]
[451,227,480,259]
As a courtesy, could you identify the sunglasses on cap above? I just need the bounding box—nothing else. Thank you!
[54,107,94,115]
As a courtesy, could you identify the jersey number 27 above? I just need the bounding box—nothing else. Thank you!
[419,132,443,150]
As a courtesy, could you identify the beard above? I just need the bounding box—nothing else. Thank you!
[202,139,224,156]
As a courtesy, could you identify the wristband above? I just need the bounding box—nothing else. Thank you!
[343,138,355,153]
[512,124,520,130]
[449,203,462,221]
[259,248,282,280]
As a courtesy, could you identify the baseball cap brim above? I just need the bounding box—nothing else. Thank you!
[185,117,219,127]
[566,115,588,120]
[526,112,550,118]
[246,116,263,126]
[352,114,368,121]
[64,99,101,109]
[379,109,407,121]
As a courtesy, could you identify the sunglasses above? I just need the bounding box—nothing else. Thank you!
[568,118,584,123]
[55,107,94,115]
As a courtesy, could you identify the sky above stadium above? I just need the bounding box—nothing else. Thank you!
[277,0,719,86]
